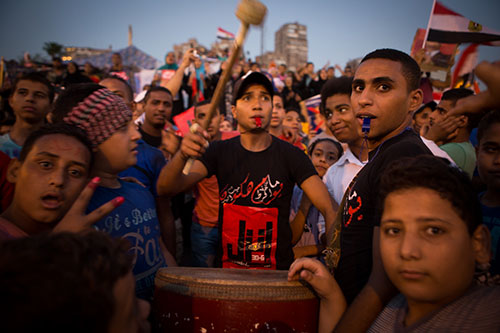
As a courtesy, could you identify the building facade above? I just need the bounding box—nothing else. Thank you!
[275,22,308,71]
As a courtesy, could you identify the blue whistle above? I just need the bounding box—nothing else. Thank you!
[362,117,371,134]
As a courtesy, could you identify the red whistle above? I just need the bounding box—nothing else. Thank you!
[255,116,262,128]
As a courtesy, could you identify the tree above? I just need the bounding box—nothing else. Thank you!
[43,42,64,59]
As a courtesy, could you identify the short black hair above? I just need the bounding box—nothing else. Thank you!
[51,83,103,124]
[285,106,305,122]
[361,48,421,92]
[100,75,134,103]
[0,231,133,333]
[441,88,474,105]
[143,86,173,104]
[11,72,55,103]
[320,77,353,115]
[477,109,500,144]
[413,101,437,119]
[194,98,219,116]
[441,88,479,132]
[19,123,93,168]
[308,137,343,158]
[379,155,482,234]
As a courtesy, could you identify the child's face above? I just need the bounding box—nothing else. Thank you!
[310,141,340,178]
[380,187,477,308]
[477,123,500,191]
[283,111,301,133]
[9,134,91,229]
[271,95,285,128]
[219,120,232,132]
[95,122,140,173]
[9,80,51,124]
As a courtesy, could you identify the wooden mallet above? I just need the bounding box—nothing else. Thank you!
[183,0,267,174]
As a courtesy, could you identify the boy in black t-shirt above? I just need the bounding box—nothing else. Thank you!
[323,49,433,331]
[157,71,336,269]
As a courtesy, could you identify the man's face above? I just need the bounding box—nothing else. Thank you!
[477,123,500,191]
[144,91,173,129]
[380,187,477,308]
[324,94,359,144]
[278,65,286,75]
[165,52,175,65]
[95,121,140,173]
[307,63,314,74]
[412,107,432,133]
[231,84,272,132]
[111,54,122,67]
[351,59,421,147]
[270,95,285,128]
[195,104,221,140]
[9,80,51,124]
[430,100,453,126]
[9,134,91,230]
[108,271,151,333]
[100,78,132,106]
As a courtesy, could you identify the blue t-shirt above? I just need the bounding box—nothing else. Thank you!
[119,139,166,198]
[88,179,166,300]
[480,193,500,276]
[0,133,22,159]
[290,185,320,245]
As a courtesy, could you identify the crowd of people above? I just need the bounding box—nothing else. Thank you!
[0,43,499,332]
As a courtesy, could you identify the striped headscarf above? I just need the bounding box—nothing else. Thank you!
[63,88,132,148]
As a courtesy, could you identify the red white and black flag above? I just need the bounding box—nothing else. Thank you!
[425,0,500,46]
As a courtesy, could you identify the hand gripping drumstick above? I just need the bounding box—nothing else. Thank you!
[183,0,267,175]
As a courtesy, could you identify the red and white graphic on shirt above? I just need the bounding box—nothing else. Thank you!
[160,69,176,83]
[222,204,278,269]
[220,174,283,206]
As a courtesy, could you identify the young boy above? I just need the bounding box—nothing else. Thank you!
[291,138,343,259]
[0,73,54,158]
[157,71,336,270]
[0,124,120,239]
[424,88,480,178]
[51,83,175,300]
[289,156,499,332]
[190,100,239,267]
[0,231,151,333]
[476,109,500,278]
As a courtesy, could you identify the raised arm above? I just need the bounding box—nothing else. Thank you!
[156,126,209,196]
[165,48,197,97]
[449,60,500,116]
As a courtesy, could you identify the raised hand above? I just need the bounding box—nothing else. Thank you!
[53,177,124,233]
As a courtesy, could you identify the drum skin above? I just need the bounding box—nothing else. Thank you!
[153,267,319,332]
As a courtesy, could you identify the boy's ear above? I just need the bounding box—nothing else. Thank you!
[231,105,237,120]
[6,159,21,184]
[472,225,492,265]
[407,88,424,115]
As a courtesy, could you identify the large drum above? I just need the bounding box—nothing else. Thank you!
[153,267,319,332]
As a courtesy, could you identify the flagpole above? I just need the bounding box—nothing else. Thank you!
[423,0,437,49]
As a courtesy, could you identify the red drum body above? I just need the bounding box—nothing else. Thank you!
[153,267,319,332]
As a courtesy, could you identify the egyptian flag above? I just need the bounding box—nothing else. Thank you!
[426,1,500,45]
[217,27,235,40]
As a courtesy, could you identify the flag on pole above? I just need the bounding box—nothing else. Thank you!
[217,27,235,40]
[427,1,500,46]
[451,43,479,90]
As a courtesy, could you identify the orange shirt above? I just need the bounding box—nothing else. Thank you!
[193,131,239,227]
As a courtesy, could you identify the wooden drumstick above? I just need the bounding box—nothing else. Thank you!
[183,0,267,175]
